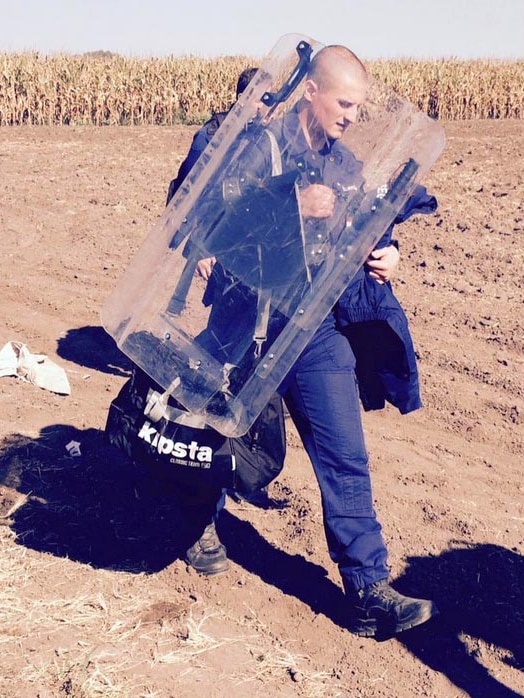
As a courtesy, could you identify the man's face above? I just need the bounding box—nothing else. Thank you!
[306,69,368,142]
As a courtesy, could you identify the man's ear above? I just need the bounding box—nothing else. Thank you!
[303,78,318,103]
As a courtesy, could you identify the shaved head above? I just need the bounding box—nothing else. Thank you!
[308,45,368,92]
[299,44,369,147]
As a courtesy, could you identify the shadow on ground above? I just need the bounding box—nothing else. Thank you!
[395,544,524,697]
[57,325,132,377]
[0,425,185,571]
[0,424,522,697]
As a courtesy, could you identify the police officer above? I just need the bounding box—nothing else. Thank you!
[187,45,439,639]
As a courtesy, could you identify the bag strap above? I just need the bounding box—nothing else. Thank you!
[266,129,283,177]
[144,386,207,428]
[253,129,283,357]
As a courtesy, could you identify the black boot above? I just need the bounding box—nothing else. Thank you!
[347,579,438,638]
[185,522,229,575]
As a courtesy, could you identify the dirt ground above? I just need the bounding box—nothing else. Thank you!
[0,119,523,698]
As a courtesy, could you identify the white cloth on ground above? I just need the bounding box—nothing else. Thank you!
[0,341,71,395]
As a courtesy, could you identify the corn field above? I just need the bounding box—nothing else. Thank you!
[1,52,523,126]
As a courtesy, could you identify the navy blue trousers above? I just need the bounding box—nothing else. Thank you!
[281,312,389,592]
[182,309,389,593]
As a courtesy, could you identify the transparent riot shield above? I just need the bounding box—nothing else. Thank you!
[102,33,446,437]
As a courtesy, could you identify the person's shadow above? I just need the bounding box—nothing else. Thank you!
[0,423,345,626]
[394,542,524,697]
[56,325,132,376]
[0,424,189,571]
[2,424,522,696]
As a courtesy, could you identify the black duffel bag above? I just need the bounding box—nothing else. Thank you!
[105,367,286,494]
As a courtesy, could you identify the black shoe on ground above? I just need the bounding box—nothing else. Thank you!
[347,579,438,638]
[185,522,229,575]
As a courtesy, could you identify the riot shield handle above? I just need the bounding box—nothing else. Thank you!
[261,41,313,115]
